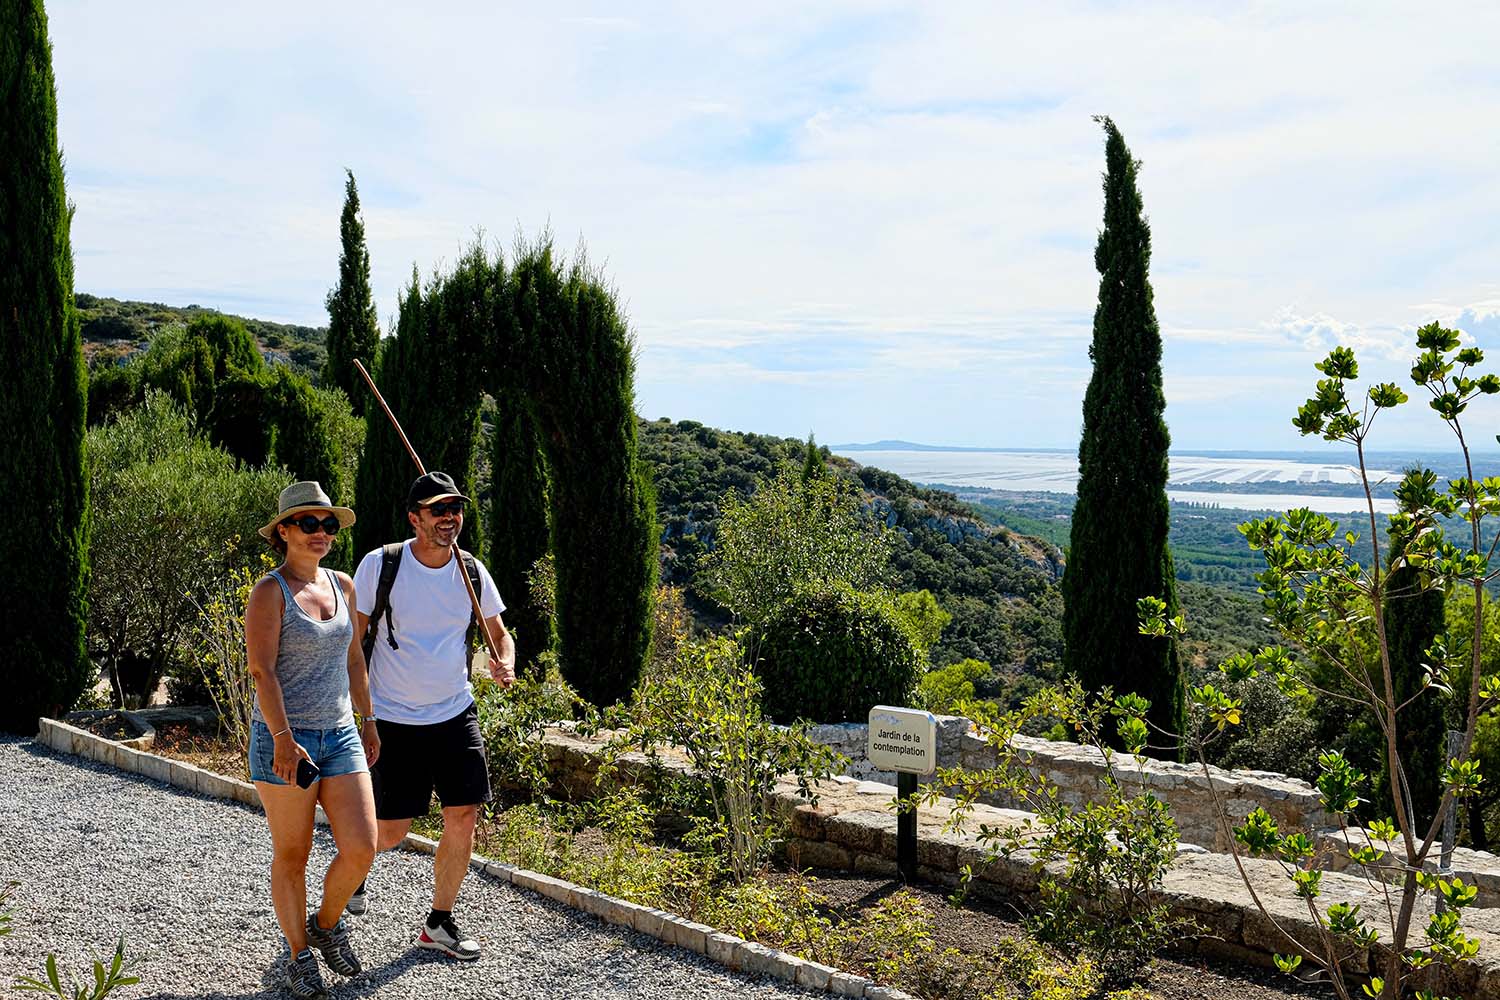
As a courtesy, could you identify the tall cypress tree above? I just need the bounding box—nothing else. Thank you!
[487,389,554,677]
[508,239,657,706]
[1381,553,1447,829]
[1062,117,1183,753]
[351,250,491,560]
[323,169,380,408]
[0,0,92,732]
[353,270,423,559]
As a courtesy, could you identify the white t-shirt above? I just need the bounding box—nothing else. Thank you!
[354,540,505,725]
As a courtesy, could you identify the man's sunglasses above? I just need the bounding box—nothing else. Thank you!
[424,500,466,517]
[283,514,341,536]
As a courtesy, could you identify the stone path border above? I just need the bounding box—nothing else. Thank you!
[36,718,917,1000]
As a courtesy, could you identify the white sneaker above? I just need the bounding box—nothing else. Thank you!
[345,882,367,916]
[416,916,480,961]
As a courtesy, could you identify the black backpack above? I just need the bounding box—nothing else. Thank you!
[361,542,483,663]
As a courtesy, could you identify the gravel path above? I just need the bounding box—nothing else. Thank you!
[0,737,815,999]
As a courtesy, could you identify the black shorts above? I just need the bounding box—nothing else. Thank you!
[371,702,491,821]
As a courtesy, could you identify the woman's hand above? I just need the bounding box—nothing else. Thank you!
[273,731,312,784]
[360,720,381,768]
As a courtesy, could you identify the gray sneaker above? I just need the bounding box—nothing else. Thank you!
[306,914,361,976]
[345,881,368,916]
[284,948,328,999]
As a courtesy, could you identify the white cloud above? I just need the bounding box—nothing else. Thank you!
[43,1,1500,447]
[1264,307,1421,362]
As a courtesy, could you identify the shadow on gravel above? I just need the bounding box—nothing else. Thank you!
[130,947,462,999]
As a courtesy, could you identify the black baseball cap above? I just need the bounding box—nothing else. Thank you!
[407,471,470,510]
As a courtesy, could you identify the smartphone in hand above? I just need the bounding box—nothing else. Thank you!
[295,757,321,788]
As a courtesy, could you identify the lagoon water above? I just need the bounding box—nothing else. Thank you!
[841,449,1400,515]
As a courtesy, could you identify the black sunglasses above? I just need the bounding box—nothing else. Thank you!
[283,514,341,536]
[424,500,466,517]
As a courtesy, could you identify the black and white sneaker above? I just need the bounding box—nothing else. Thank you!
[417,916,480,961]
[305,914,361,976]
[284,947,328,998]
[345,881,368,916]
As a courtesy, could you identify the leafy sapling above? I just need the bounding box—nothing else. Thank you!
[1140,323,1500,1000]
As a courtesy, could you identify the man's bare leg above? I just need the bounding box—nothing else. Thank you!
[433,804,479,910]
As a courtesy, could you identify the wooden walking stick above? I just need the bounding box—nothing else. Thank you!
[353,359,509,682]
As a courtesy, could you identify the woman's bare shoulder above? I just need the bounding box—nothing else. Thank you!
[247,573,285,610]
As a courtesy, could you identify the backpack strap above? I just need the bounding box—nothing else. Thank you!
[460,549,484,652]
[361,542,405,663]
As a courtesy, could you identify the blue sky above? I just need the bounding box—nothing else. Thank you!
[48,3,1500,450]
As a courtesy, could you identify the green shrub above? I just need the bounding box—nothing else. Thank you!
[86,363,140,427]
[703,471,891,627]
[87,393,287,706]
[752,584,923,723]
[701,874,836,961]
[933,681,1184,985]
[185,555,270,750]
[620,634,842,882]
[890,589,950,658]
[916,658,989,715]
[188,313,263,382]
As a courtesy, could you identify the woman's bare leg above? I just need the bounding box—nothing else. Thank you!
[313,771,377,929]
[256,780,319,951]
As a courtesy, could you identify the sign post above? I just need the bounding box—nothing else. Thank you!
[868,705,937,883]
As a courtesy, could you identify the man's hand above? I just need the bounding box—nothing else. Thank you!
[483,613,517,688]
[488,652,516,687]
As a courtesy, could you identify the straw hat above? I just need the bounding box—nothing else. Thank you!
[257,481,356,540]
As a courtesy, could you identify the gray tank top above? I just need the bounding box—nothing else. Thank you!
[250,568,355,730]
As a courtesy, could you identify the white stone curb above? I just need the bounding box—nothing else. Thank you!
[36,718,919,1000]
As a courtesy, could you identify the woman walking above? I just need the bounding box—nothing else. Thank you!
[246,481,378,998]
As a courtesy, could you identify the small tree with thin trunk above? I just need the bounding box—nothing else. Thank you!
[1142,326,1500,999]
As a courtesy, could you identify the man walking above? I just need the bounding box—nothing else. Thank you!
[351,471,515,960]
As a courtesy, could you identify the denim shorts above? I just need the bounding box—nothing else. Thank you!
[249,719,367,785]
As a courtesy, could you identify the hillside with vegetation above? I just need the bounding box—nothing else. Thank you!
[75,292,1283,705]
[78,294,328,377]
[639,419,1065,682]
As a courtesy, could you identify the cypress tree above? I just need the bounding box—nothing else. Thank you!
[1062,117,1184,754]
[509,239,657,706]
[1381,558,1447,829]
[354,270,423,559]
[487,388,554,677]
[352,250,490,560]
[0,0,92,732]
[323,169,380,407]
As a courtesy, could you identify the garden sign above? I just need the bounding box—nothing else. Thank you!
[868,705,936,882]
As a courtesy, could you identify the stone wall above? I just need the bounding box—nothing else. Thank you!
[537,726,1500,993]
[806,716,1333,853]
